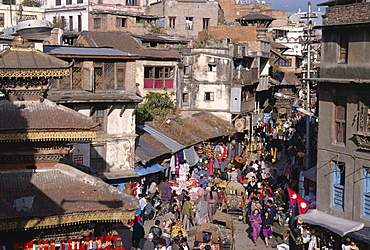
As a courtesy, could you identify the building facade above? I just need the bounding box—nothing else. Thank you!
[316,0,370,226]
[149,0,220,38]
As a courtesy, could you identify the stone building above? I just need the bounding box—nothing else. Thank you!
[314,0,370,240]
[149,0,221,38]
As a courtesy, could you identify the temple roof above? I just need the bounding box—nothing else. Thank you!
[236,13,276,21]
[0,38,71,78]
[0,99,98,141]
[0,163,139,231]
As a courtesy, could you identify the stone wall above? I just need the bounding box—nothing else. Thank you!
[326,2,370,25]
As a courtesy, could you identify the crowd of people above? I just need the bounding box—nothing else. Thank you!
[126,114,322,250]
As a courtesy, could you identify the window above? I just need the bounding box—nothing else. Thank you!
[126,0,137,5]
[116,63,125,89]
[69,16,73,31]
[90,144,106,172]
[332,161,345,210]
[334,97,346,144]
[183,66,190,76]
[186,17,193,30]
[277,59,292,67]
[77,0,83,3]
[208,64,217,72]
[0,13,4,27]
[72,62,82,89]
[144,66,174,89]
[94,62,103,89]
[98,0,103,4]
[55,0,61,5]
[358,99,370,133]
[93,18,101,29]
[77,15,82,32]
[116,18,126,28]
[182,93,189,106]
[169,17,176,29]
[202,18,209,30]
[66,0,72,4]
[204,92,214,101]
[338,35,348,63]
[363,167,370,218]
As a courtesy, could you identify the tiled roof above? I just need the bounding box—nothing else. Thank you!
[77,31,181,59]
[0,42,70,69]
[48,90,143,103]
[0,163,139,222]
[236,13,276,21]
[147,112,236,147]
[0,99,98,132]
[43,45,139,57]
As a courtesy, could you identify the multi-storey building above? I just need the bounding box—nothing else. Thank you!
[149,0,220,38]
[314,0,370,242]
[0,0,43,30]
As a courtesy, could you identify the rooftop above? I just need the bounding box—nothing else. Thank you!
[0,163,139,230]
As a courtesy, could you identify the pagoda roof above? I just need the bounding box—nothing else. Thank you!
[236,13,276,21]
[0,38,71,78]
[0,99,99,142]
[0,163,139,231]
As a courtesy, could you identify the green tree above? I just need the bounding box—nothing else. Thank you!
[136,92,176,124]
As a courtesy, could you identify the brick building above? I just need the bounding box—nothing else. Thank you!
[218,0,288,28]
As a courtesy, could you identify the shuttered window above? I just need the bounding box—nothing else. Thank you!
[332,161,345,210]
[363,167,370,219]
[334,97,346,144]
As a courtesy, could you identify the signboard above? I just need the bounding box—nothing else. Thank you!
[74,154,84,164]
[263,113,271,123]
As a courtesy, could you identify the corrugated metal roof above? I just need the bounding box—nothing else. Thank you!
[43,45,138,57]
[137,125,185,153]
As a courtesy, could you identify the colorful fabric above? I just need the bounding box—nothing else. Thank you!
[225,195,243,210]
[198,242,219,250]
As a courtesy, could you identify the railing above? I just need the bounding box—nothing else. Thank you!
[234,68,259,84]
[364,193,370,218]
[240,98,255,113]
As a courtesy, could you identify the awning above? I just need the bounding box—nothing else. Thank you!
[301,166,317,182]
[346,227,370,244]
[134,163,167,176]
[296,209,364,236]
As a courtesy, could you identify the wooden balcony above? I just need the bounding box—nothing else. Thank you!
[354,133,370,151]
[234,68,259,85]
[240,98,255,113]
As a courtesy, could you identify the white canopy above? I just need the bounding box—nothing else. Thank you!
[296,209,364,236]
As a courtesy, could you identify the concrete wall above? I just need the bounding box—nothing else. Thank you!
[317,82,370,226]
[149,0,219,38]
[0,4,43,29]
[320,26,370,79]
[135,59,178,98]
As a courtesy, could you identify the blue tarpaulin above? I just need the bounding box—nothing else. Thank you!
[134,163,167,176]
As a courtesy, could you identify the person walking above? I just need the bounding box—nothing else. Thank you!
[182,196,194,231]
[261,211,274,246]
[142,233,155,250]
[249,209,262,246]
[206,187,218,218]
[149,220,162,246]
[132,217,145,249]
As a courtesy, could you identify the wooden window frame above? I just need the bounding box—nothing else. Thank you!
[334,97,346,144]
[338,35,348,63]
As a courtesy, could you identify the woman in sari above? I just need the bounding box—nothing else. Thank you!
[249,209,262,245]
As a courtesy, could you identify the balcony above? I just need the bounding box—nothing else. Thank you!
[233,68,259,84]
[240,98,255,113]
